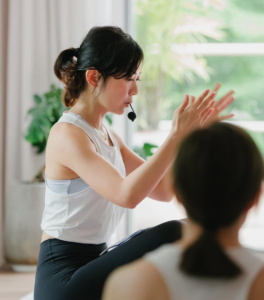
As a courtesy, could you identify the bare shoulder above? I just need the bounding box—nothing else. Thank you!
[102,259,170,300]
[48,122,95,150]
[248,266,264,300]
[49,122,86,140]
[46,122,97,177]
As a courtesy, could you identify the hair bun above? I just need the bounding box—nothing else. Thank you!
[74,48,79,58]
[54,26,143,108]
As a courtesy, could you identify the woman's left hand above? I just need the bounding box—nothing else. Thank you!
[199,83,235,127]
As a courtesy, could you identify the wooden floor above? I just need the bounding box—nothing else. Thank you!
[0,269,35,300]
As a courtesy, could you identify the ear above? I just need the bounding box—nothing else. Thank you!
[85,69,100,88]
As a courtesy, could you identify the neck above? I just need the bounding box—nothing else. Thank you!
[176,218,241,249]
[69,91,107,130]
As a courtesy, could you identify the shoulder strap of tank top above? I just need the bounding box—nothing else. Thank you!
[57,112,102,154]
[103,124,123,156]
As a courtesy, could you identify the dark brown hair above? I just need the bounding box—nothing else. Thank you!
[173,122,264,278]
[54,26,144,107]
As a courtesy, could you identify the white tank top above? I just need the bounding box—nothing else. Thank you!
[41,112,127,244]
[144,244,264,300]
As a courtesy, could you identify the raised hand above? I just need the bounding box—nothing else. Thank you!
[200,83,235,127]
[171,89,216,138]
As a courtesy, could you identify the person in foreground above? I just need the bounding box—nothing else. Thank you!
[103,122,264,300]
[34,26,235,300]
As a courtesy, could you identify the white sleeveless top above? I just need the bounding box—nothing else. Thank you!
[41,112,127,244]
[144,244,264,300]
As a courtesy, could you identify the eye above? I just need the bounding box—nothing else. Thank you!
[127,78,141,81]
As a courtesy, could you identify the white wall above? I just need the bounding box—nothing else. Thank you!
[1,0,131,266]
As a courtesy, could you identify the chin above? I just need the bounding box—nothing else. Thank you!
[108,105,127,116]
[115,107,126,115]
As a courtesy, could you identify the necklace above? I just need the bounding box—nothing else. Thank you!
[67,110,108,141]
[97,126,108,141]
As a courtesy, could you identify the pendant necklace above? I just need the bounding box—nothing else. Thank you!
[98,126,108,141]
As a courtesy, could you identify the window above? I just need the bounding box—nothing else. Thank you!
[132,0,264,251]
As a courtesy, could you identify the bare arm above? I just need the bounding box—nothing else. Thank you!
[109,86,235,203]
[50,91,214,209]
[51,122,182,208]
[111,133,174,202]
[102,260,170,300]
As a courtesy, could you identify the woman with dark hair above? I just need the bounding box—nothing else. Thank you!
[34,26,234,300]
[103,122,264,300]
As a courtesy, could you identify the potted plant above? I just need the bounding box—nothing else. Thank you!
[4,85,68,272]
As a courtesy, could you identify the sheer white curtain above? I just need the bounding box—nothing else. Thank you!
[0,0,8,267]
[1,0,129,267]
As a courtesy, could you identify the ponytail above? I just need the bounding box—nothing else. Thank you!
[54,47,86,107]
[180,228,241,278]
[173,123,264,279]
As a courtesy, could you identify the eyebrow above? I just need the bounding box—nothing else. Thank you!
[128,72,141,78]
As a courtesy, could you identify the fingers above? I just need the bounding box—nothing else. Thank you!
[200,100,215,120]
[179,94,190,114]
[198,92,216,112]
[211,82,221,94]
[192,89,210,109]
[219,114,235,121]
[215,91,235,111]
[186,96,195,109]
[216,96,235,114]
[201,108,214,125]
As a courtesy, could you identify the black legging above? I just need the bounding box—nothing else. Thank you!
[34,220,182,300]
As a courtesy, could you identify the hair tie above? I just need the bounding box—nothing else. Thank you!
[74,48,79,58]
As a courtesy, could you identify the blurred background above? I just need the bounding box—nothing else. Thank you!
[0,0,264,297]
[135,0,264,130]
[132,0,264,252]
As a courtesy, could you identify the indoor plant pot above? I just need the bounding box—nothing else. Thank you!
[4,85,64,271]
[5,181,46,272]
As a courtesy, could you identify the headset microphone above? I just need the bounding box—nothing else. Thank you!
[127,104,137,122]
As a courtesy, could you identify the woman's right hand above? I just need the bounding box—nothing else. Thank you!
[170,89,216,138]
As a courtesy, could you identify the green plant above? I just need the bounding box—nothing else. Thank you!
[25,84,113,154]
[24,84,66,154]
[133,143,158,160]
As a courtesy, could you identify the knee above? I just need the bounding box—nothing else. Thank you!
[162,220,182,231]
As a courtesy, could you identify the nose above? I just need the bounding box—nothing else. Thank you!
[129,80,138,96]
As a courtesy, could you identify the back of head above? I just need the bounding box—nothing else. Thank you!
[54,26,143,107]
[173,122,264,278]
